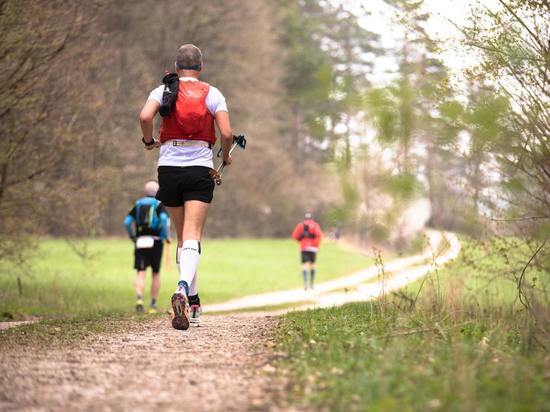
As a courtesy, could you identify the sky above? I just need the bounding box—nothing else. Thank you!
[344,0,500,87]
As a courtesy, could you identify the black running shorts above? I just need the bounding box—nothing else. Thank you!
[156,166,215,206]
[134,240,163,272]
[301,251,317,263]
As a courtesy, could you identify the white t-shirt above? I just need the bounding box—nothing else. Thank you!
[147,77,228,168]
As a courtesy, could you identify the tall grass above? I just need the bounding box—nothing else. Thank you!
[277,237,550,411]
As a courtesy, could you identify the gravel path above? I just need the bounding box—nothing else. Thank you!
[0,230,461,412]
[0,315,286,412]
[207,231,460,313]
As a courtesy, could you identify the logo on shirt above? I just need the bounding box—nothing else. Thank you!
[171,140,210,148]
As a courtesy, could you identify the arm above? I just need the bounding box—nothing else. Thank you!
[215,111,233,164]
[124,215,136,241]
[315,225,323,247]
[139,100,161,149]
[158,212,170,241]
[291,224,303,241]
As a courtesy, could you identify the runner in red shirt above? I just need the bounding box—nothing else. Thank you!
[291,213,323,290]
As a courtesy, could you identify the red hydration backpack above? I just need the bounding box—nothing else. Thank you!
[159,80,216,144]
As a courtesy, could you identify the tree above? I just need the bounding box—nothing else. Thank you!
[0,0,345,263]
[0,0,107,260]
[462,0,549,240]
[366,0,454,230]
[278,0,380,167]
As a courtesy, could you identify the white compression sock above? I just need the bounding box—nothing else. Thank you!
[176,249,198,295]
[189,273,198,296]
[178,239,201,290]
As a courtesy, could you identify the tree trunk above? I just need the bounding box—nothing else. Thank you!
[426,137,436,226]
[291,103,302,168]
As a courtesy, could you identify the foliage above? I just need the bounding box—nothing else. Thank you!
[0,0,109,260]
[462,0,550,237]
[0,0,342,265]
[381,173,418,200]
[278,0,380,165]
[276,237,549,411]
[2,0,547,270]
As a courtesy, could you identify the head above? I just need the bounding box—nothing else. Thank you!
[144,180,159,197]
[175,44,203,77]
[304,212,312,220]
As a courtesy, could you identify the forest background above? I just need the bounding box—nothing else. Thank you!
[0,0,548,268]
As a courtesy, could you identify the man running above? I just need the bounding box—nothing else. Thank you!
[139,44,233,330]
[292,213,323,290]
[124,180,170,314]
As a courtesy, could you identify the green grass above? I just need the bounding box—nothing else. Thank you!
[398,236,548,309]
[276,237,550,412]
[0,238,372,319]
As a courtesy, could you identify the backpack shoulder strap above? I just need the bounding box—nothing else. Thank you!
[196,81,211,98]
[134,199,143,228]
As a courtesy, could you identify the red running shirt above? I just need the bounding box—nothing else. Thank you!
[159,80,217,144]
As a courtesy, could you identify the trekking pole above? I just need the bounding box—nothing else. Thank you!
[210,134,246,185]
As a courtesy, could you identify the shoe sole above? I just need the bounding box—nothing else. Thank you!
[171,293,190,330]
[136,304,144,314]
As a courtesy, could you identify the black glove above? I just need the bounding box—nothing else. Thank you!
[159,73,179,117]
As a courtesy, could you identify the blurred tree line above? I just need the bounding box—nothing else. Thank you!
[0,0,335,261]
[0,0,548,264]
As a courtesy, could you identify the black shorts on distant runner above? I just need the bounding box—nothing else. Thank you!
[156,166,215,206]
[301,251,317,263]
[134,240,164,272]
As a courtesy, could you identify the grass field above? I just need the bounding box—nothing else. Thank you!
[0,238,372,320]
[276,237,549,411]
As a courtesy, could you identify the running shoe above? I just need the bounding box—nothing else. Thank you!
[135,299,144,313]
[189,305,202,325]
[147,306,158,314]
[171,291,190,330]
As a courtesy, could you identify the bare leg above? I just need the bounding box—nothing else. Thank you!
[166,206,185,247]
[168,201,210,330]
[134,270,146,297]
[310,263,316,289]
[134,270,146,312]
[302,262,311,290]
[182,200,210,241]
[151,272,160,301]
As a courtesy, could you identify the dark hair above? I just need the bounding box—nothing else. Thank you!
[176,44,202,71]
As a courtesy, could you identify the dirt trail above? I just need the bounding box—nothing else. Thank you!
[207,231,460,313]
[1,230,461,412]
[0,315,286,412]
